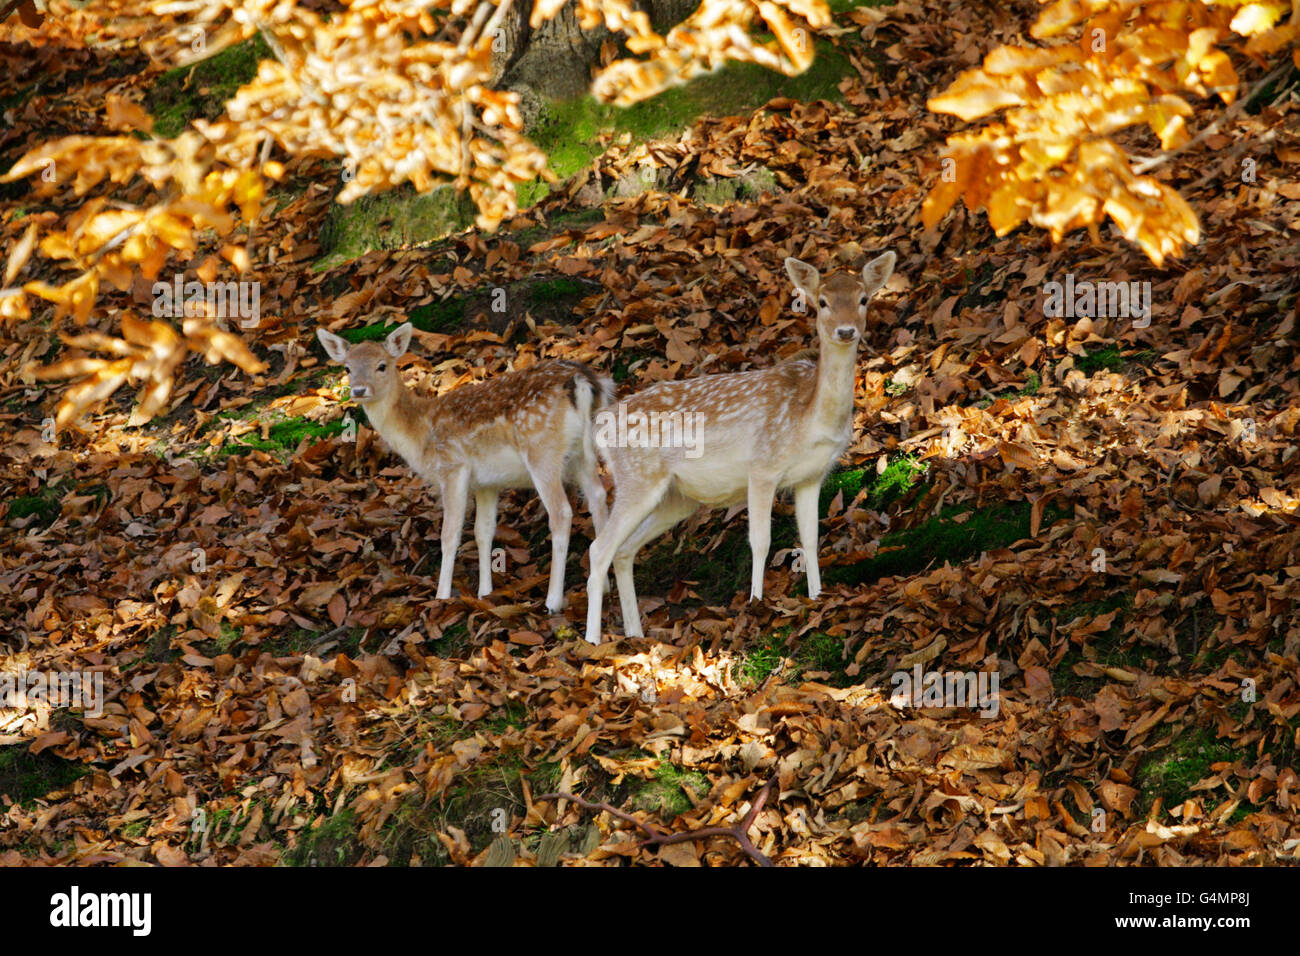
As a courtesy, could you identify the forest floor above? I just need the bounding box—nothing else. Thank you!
[1,1,1299,866]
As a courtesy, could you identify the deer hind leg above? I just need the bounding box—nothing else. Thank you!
[612,488,697,639]
[793,478,822,599]
[747,474,778,601]
[474,487,499,598]
[437,469,471,600]
[525,452,574,614]
[575,438,608,536]
[585,474,672,644]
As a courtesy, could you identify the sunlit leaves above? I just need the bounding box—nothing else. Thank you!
[925,0,1299,265]
[28,312,268,431]
[5,0,837,428]
[590,0,831,106]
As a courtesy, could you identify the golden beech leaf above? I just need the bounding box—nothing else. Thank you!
[983,43,1082,75]
[1230,3,1284,35]
[1198,49,1239,101]
[132,375,175,424]
[32,356,122,381]
[1032,0,1112,38]
[76,209,144,255]
[0,290,29,320]
[785,0,831,29]
[1185,26,1224,68]
[26,272,99,323]
[55,329,135,357]
[55,357,133,429]
[928,69,1029,121]
[182,318,268,374]
[105,93,154,134]
[1033,182,1101,240]
[121,313,181,359]
[530,0,569,28]
[922,170,963,229]
[985,179,1031,236]
[758,2,815,72]
[4,222,38,286]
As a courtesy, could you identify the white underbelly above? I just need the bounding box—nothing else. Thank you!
[667,432,845,505]
[471,446,531,489]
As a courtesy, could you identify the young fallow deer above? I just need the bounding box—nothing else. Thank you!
[317,323,613,613]
[583,249,896,644]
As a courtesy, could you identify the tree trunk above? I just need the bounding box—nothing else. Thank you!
[492,0,699,104]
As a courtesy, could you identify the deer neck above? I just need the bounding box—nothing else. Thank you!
[362,386,440,466]
[808,336,858,434]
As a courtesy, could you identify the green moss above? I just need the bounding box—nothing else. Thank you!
[1134,728,1250,818]
[516,40,853,207]
[0,745,87,806]
[526,277,587,305]
[1051,593,1149,696]
[316,183,478,268]
[146,34,272,138]
[336,276,591,343]
[736,627,851,687]
[431,621,472,657]
[637,516,796,607]
[1074,343,1159,377]
[405,298,467,336]
[827,500,1073,588]
[378,755,561,865]
[798,630,849,681]
[973,372,1042,408]
[479,701,529,736]
[822,454,927,516]
[633,762,708,818]
[611,348,655,384]
[260,626,366,657]
[217,416,348,459]
[1076,344,1125,375]
[7,485,63,527]
[738,634,788,685]
[693,166,778,205]
[214,622,242,655]
[284,808,361,866]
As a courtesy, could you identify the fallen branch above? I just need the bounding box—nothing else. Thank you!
[535,775,778,867]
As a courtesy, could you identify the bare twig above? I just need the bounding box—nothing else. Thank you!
[1130,64,1289,175]
[535,775,778,866]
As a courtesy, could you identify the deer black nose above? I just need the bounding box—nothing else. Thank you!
[836,327,857,342]
[352,385,370,399]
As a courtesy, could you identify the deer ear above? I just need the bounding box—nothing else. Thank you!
[316,328,349,363]
[385,323,414,358]
[861,251,896,294]
[785,257,821,299]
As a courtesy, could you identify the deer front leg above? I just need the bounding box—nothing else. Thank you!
[437,469,470,600]
[474,487,499,598]
[747,474,777,601]
[793,478,822,599]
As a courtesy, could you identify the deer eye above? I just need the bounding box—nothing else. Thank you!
[377,362,387,372]
[819,298,828,310]
[859,295,868,306]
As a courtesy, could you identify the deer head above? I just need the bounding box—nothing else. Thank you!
[784,251,896,348]
[316,323,414,404]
